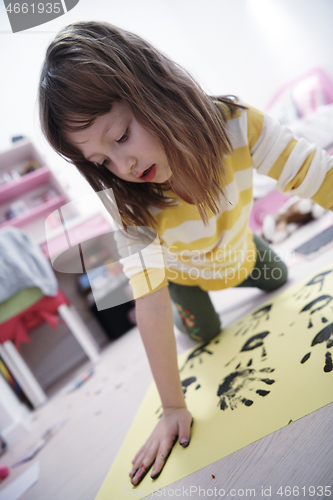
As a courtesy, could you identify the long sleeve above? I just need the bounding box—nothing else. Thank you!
[109,101,333,300]
[247,105,333,209]
[114,225,169,299]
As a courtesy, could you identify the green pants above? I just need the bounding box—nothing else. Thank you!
[168,234,288,342]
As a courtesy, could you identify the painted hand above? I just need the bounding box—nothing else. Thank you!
[129,407,193,486]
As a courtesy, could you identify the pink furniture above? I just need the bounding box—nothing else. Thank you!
[0,289,70,349]
[0,141,68,232]
[249,191,292,233]
[0,287,100,408]
[266,68,333,120]
[250,68,333,233]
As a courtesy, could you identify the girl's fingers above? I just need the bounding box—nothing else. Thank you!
[129,464,139,479]
[150,437,177,479]
[131,455,156,486]
[129,450,145,478]
[131,461,154,486]
[178,417,193,447]
[131,444,146,465]
[130,440,153,473]
[130,412,193,483]
[130,444,158,485]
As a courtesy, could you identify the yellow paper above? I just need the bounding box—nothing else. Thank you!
[95,264,333,499]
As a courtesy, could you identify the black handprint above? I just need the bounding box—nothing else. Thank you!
[155,376,200,418]
[179,341,214,371]
[300,295,332,328]
[301,322,333,373]
[234,305,272,336]
[294,270,333,301]
[217,366,275,411]
[226,331,270,368]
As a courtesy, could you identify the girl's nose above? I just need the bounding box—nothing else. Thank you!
[116,155,136,175]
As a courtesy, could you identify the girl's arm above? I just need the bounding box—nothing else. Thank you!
[129,285,192,486]
[247,105,333,210]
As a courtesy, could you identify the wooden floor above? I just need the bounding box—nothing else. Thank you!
[1,213,333,500]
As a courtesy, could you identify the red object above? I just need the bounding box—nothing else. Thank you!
[212,475,215,479]
[0,466,10,480]
[0,290,70,349]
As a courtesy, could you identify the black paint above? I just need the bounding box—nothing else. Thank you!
[305,271,333,291]
[234,304,273,336]
[301,352,311,364]
[300,295,333,315]
[324,352,333,373]
[295,270,333,300]
[311,323,333,346]
[217,367,275,411]
[181,376,198,395]
[155,377,198,417]
[182,377,197,388]
[256,389,270,396]
[180,341,213,371]
[241,331,270,352]
[300,322,333,372]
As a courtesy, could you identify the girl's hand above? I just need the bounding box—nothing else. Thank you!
[129,407,192,486]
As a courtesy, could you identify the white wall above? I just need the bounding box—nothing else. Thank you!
[1,0,333,166]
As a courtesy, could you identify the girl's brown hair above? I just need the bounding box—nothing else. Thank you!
[39,21,239,229]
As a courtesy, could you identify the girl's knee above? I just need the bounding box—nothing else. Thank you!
[185,322,222,342]
[195,323,222,342]
[263,260,288,291]
[171,301,222,342]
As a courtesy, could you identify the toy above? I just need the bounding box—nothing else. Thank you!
[262,196,326,244]
[0,466,9,480]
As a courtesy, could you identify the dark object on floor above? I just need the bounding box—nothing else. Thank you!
[294,225,333,255]
[11,135,25,143]
[0,436,6,457]
[90,300,136,339]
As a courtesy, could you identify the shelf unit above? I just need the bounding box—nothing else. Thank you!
[0,139,101,408]
[0,140,71,236]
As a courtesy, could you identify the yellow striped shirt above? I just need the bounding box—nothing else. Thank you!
[119,102,333,299]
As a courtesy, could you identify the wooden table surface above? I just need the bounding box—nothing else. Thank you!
[162,402,333,499]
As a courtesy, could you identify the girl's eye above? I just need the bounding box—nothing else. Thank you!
[97,158,110,168]
[117,127,129,144]
[102,158,110,167]
[96,127,129,167]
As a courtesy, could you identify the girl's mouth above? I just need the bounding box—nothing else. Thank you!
[140,164,156,182]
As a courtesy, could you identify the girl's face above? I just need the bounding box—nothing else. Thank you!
[67,101,172,184]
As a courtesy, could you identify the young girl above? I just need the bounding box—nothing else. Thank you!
[39,21,333,486]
